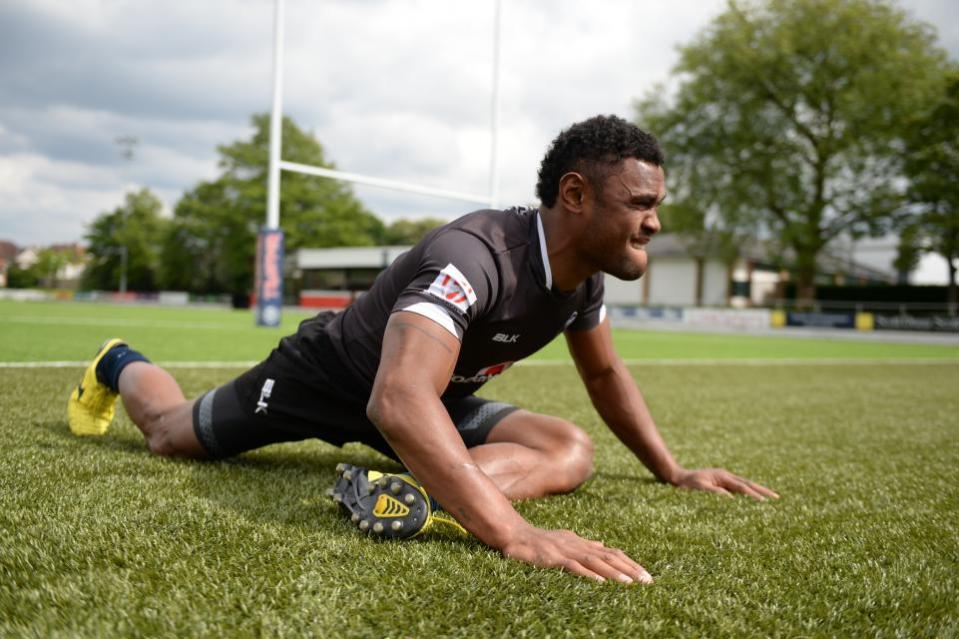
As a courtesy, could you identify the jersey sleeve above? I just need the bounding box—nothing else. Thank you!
[565,272,606,332]
[391,230,498,340]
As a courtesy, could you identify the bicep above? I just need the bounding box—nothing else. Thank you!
[373,311,461,403]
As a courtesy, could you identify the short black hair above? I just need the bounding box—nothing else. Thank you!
[536,115,665,207]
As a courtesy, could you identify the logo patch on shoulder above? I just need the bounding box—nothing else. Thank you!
[427,263,477,313]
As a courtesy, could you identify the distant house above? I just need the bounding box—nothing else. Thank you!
[605,234,895,308]
[5,242,88,289]
[47,243,88,287]
[292,233,896,309]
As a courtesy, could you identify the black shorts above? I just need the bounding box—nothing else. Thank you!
[191,313,518,461]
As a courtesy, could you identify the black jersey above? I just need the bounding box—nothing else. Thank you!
[290,207,605,398]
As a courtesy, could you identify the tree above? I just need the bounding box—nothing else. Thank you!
[898,72,959,313]
[82,188,167,291]
[5,263,38,289]
[33,248,70,288]
[163,114,382,296]
[383,217,448,245]
[636,0,949,304]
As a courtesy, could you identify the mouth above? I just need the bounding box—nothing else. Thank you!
[629,236,651,250]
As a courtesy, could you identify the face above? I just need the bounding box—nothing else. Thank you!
[580,158,665,280]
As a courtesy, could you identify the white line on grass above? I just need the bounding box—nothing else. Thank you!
[2,358,958,369]
[0,315,265,331]
[529,357,959,366]
[0,361,260,368]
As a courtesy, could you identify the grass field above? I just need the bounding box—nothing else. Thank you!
[1,300,958,637]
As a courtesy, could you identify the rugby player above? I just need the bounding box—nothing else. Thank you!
[68,115,777,585]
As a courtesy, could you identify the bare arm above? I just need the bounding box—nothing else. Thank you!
[368,311,653,583]
[367,312,525,546]
[565,318,778,500]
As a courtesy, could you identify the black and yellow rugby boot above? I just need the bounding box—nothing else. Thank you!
[329,463,468,540]
[67,338,126,436]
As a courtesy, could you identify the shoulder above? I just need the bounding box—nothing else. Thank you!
[434,208,534,254]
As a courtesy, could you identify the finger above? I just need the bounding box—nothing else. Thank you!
[601,551,654,584]
[700,484,734,497]
[580,554,637,584]
[560,559,606,583]
[729,481,767,501]
[605,547,651,582]
[725,472,780,500]
[749,481,780,499]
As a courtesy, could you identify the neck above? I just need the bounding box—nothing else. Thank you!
[538,205,596,292]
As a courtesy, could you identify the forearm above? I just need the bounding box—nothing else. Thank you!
[584,363,683,484]
[368,388,530,549]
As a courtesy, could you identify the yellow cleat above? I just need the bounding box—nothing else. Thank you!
[67,338,126,436]
[330,464,469,540]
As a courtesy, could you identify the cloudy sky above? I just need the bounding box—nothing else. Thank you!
[1,0,956,281]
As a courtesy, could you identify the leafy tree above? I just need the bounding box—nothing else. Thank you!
[897,72,959,312]
[82,188,167,291]
[5,263,38,288]
[383,217,447,245]
[636,0,949,304]
[33,248,71,288]
[893,224,921,285]
[163,114,382,295]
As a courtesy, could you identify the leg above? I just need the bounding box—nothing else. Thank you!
[117,362,207,459]
[467,410,594,501]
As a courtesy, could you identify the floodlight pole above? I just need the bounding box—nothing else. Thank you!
[256,0,286,327]
[489,0,502,209]
[119,245,128,294]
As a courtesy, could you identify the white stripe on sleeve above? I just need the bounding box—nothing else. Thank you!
[399,302,460,338]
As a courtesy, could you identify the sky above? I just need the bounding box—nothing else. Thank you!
[1,0,956,282]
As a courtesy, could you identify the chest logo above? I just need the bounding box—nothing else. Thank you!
[492,333,520,344]
[450,362,514,384]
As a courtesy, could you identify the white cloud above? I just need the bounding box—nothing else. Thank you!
[0,153,124,244]
[0,0,956,289]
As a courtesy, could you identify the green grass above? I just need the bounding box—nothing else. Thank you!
[1,301,958,637]
[3,299,958,362]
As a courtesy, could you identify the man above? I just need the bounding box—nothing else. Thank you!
[68,115,777,585]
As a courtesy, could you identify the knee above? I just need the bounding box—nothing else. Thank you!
[141,409,186,458]
[145,426,178,457]
[555,423,594,491]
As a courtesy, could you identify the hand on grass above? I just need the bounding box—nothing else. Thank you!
[500,526,653,585]
[673,468,779,501]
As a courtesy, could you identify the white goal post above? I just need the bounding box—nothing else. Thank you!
[257,0,503,326]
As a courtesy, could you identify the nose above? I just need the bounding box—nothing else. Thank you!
[643,208,662,236]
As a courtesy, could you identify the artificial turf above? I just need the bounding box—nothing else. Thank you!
[3,300,958,362]
[1,301,957,637]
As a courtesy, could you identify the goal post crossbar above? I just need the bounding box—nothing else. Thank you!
[279,161,493,206]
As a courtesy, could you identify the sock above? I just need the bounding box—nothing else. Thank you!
[95,344,151,392]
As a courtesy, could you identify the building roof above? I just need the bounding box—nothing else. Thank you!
[0,240,17,264]
[296,246,411,269]
[293,233,896,283]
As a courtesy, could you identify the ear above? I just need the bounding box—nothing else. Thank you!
[557,172,588,213]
